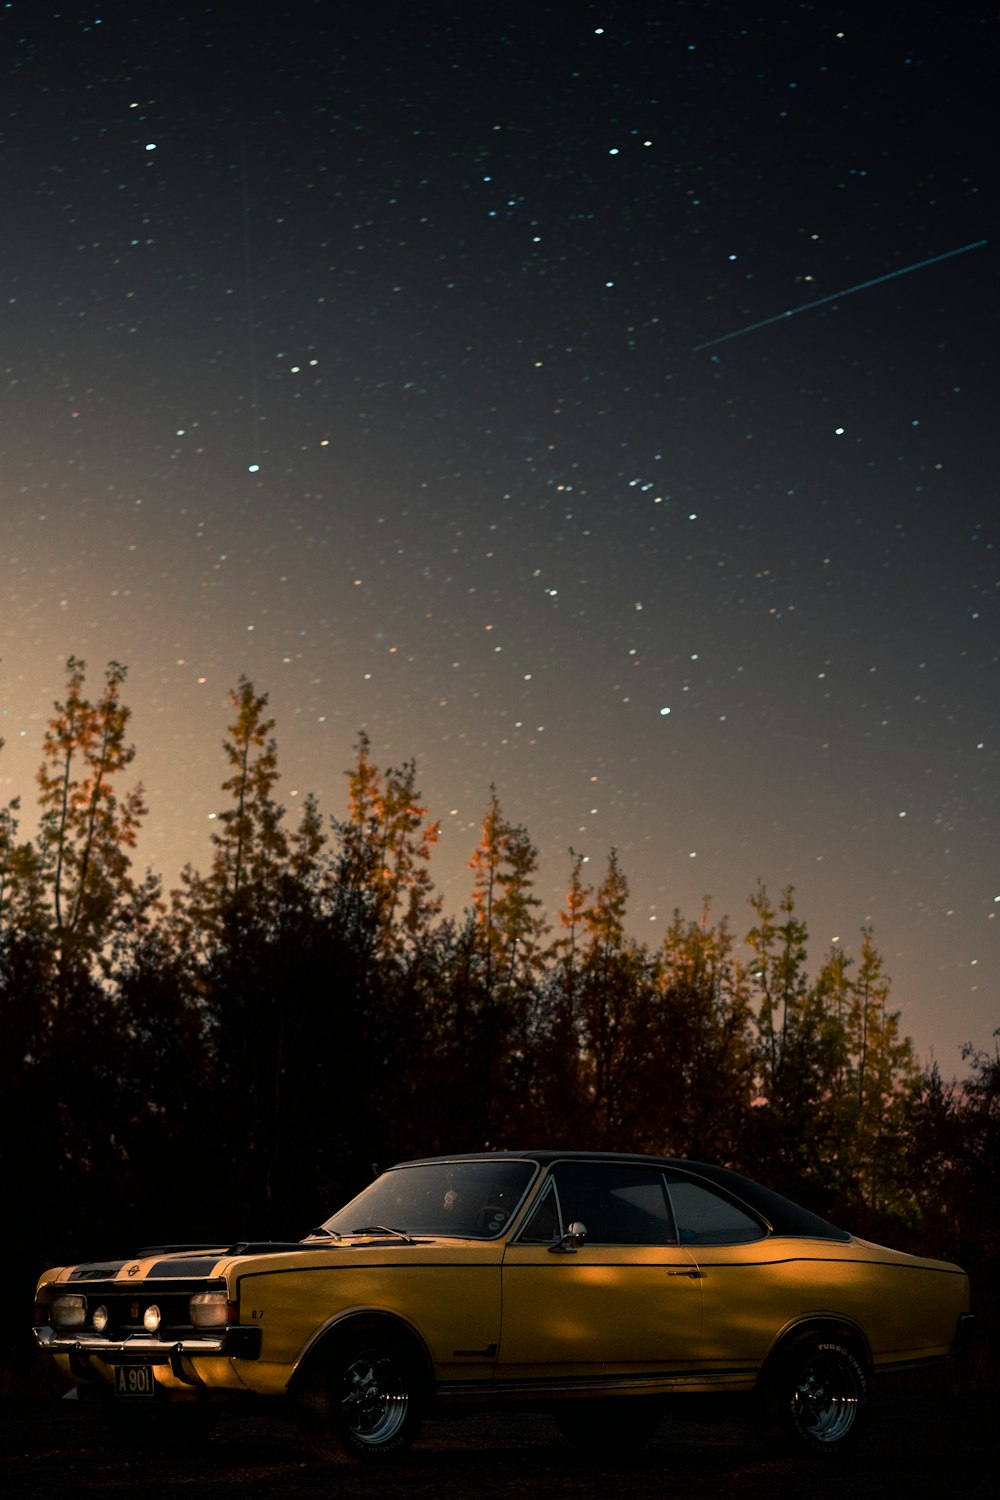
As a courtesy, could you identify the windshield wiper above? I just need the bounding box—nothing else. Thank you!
[351,1224,414,1243]
[304,1226,342,1240]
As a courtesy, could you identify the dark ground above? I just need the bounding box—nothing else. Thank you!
[2,1380,997,1500]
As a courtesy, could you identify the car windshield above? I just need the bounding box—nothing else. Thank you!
[319,1160,538,1240]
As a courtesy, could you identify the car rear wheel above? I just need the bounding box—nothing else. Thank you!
[296,1328,423,1464]
[760,1336,869,1455]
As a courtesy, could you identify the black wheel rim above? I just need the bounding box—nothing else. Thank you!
[790,1349,861,1444]
[340,1352,409,1446]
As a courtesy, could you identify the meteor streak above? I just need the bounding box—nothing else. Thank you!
[693,239,988,352]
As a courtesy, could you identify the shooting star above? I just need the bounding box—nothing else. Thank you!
[240,140,263,472]
[693,239,988,353]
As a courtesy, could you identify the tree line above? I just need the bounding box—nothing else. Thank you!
[2,659,997,1375]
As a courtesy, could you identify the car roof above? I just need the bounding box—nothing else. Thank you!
[393,1150,851,1243]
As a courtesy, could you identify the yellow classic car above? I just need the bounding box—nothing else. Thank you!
[33,1152,973,1460]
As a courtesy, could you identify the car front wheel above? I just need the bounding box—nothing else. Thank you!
[297,1329,423,1464]
[760,1336,870,1455]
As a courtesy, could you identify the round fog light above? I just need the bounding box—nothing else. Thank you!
[91,1305,109,1333]
[143,1304,161,1333]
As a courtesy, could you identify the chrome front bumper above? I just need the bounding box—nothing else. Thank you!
[33,1324,262,1361]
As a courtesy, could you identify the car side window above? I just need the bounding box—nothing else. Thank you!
[519,1163,678,1245]
[666,1178,766,1244]
[517,1183,561,1243]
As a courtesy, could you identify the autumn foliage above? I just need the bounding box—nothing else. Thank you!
[2,661,997,1368]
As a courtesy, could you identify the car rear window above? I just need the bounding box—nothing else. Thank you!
[666,1178,766,1244]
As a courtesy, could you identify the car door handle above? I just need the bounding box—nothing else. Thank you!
[667,1269,704,1277]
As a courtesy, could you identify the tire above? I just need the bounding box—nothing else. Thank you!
[296,1328,424,1464]
[555,1396,664,1451]
[759,1336,869,1455]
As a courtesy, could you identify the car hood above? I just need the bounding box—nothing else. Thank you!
[46,1235,499,1288]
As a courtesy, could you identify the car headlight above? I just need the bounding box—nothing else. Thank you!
[142,1304,161,1333]
[189,1291,232,1329]
[91,1305,109,1333]
[51,1295,87,1329]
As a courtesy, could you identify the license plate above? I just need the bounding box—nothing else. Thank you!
[114,1365,155,1398]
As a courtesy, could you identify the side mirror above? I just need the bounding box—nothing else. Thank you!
[549,1221,588,1254]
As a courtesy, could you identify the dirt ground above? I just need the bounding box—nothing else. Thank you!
[2,1381,998,1500]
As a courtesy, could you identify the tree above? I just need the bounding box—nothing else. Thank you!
[0,791,18,920]
[747,882,808,1082]
[169,678,327,1224]
[0,785,49,940]
[173,676,306,949]
[468,788,548,999]
[841,929,918,1214]
[570,849,654,1146]
[896,1036,1000,1281]
[557,849,591,979]
[745,885,851,1207]
[340,734,441,955]
[384,913,520,1157]
[464,791,550,1139]
[647,905,756,1160]
[34,657,149,980]
[530,852,593,1140]
[212,677,287,902]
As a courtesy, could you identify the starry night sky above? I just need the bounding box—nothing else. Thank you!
[2,2,996,1069]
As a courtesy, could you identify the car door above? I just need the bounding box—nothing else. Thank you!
[660,1171,785,1371]
[496,1161,704,1384]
